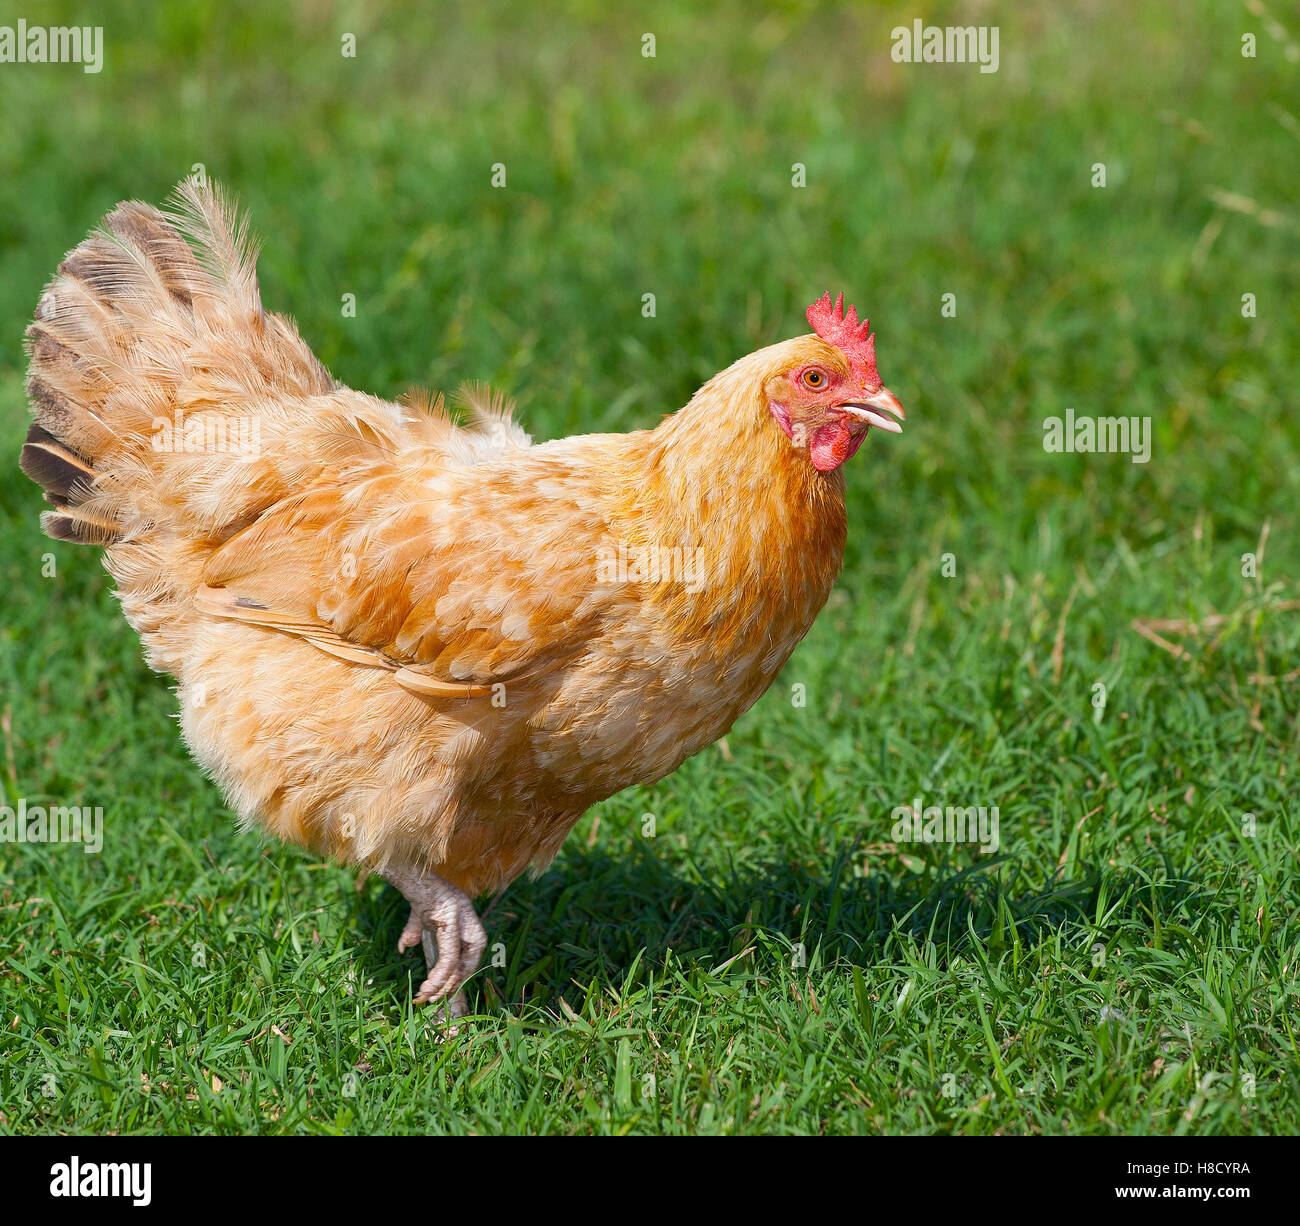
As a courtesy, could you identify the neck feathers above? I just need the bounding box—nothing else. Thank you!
[607,356,847,651]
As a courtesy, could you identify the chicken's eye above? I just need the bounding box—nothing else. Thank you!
[802,368,827,389]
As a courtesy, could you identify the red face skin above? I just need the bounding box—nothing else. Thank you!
[772,294,904,469]
[768,361,872,473]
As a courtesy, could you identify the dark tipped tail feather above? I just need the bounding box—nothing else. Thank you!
[18,421,111,544]
[20,181,344,675]
[21,196,213,546]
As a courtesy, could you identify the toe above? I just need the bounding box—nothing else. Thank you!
[414,921,463,1003]
[396,907,423,954]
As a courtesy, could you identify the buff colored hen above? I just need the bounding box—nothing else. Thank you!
[20,182,904,1018]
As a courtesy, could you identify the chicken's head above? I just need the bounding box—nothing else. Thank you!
[762,292,905,472]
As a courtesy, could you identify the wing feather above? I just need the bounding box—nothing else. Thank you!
[198,441,619,696]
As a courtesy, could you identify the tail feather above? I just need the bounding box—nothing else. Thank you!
[98,201,203,309]
[21,179,489,677]
[161,185,261,311]
[19,421,94,500]
[21,179,341,671]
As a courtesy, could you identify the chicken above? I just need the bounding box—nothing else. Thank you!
[19,182,905,1018]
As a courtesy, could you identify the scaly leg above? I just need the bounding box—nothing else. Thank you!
[381,866,487,1019]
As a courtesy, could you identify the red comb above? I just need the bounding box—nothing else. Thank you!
[806,292,880,391]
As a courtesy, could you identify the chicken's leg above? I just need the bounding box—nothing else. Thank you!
[381,866,487,1019]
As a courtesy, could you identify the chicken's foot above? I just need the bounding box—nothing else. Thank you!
[381,866,487,1020]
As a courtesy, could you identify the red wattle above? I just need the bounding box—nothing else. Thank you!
[809,421,866,471]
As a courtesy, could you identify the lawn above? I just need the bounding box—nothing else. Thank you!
[0,0,1297,1135]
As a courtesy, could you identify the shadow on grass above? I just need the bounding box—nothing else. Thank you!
[351,839,1207,1011]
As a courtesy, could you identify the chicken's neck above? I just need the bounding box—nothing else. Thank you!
[611,367,848,652]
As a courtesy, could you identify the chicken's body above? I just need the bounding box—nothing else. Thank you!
[20,184,902,1017]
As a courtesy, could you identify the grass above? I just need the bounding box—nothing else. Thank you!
[1,0,1298,1135]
